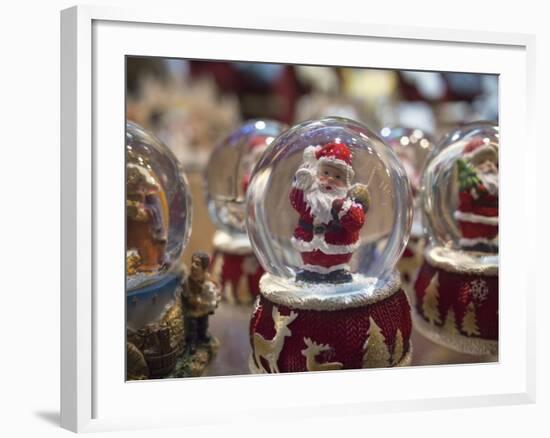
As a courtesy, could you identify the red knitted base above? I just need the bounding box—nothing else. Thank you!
[413,255,498,350]
[249,286,412,373]
[210,249,263,305]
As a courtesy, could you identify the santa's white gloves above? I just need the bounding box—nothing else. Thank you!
[294,167,314,190]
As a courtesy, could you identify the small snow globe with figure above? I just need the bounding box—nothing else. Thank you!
[125,121,192,380]
[246,117,414,373]
[380,126,435,289]
[204,119,287,304]
[413,121,498,357]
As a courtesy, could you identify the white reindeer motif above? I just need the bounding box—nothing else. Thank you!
[301,337,343,371]
[253,306,298,373]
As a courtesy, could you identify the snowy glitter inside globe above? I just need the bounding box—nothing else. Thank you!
[126,121,192,291]
[421,122,498,255]
[205,119,287,235]
[246,117,413,294]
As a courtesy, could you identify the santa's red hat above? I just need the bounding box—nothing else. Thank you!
[241,135,272,193]
[463,138,498,165]
[303,142,355,184]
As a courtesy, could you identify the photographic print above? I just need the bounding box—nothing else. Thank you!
[125,57,498,380]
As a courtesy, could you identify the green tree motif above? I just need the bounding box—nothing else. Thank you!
[457,158,481,191]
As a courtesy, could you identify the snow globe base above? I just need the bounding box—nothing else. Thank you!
[210,230,264,305]
[413,246,498,356]
[126,273,185,380]
[249,271,412,373]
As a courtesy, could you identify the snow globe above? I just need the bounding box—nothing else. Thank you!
[247,117,414,372]
[125,121,192,379]
[380,126,435,290]
[205,119,287,304]
[413,122,498,356]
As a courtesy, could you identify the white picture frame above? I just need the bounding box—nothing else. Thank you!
[60,5,536,433]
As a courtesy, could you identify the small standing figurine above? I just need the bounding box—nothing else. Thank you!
[181,252,221,353]
[290,142,370,283]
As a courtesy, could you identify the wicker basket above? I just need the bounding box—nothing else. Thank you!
[145,347,179,378]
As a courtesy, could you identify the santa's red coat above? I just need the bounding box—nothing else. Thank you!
[456,187,498,241]
[210,249,263,304]
[289,187,365,271]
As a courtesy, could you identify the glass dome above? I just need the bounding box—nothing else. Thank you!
[205,119,287,235]
[380,126,435,237]
[126,121,192,291]
[421,122,498,255]
[246,117,413,292]
[379,126,434,196]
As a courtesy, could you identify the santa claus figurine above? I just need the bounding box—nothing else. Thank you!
[454,138,498,253]
[290,142,370,284]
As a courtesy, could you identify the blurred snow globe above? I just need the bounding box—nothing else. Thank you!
[205,119,287,238]
[421,121,498,260]
[379,126,434,197]
[126,121,192,291]
[246,117,413,295]
[380,126,434,236]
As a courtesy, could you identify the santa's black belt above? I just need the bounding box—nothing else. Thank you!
[299,220,341,234]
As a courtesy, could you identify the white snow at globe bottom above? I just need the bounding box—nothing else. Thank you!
[259,271,402,310]
[266,272,377,295]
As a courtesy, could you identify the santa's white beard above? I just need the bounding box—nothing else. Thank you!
[478,170,498,196]
[304,179,347,224]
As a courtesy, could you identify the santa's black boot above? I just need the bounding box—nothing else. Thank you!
[326,269,353,284]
